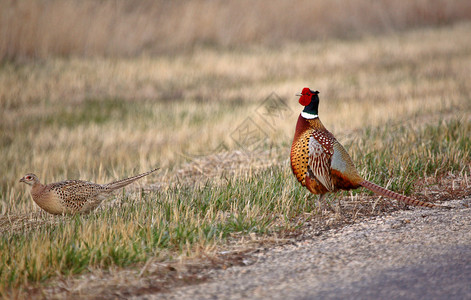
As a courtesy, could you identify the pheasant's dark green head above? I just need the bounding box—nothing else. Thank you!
[297,88,320,115]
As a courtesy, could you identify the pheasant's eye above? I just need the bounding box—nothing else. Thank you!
[26,176,32,180]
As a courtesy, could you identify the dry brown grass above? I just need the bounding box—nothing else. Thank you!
[1,0,471,60]
[1,22,471,213]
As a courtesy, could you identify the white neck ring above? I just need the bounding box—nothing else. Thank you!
[301,112,318,119]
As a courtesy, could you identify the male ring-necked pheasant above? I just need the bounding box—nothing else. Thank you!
[19,168,159,214]
[290,88,439,208]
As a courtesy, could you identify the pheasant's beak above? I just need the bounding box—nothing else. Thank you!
[19,178,25,183]
[295,92,302,96]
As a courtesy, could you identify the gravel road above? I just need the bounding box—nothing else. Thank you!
[138,198,471,300]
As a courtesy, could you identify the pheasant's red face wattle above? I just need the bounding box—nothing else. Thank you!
[298,87,312,106]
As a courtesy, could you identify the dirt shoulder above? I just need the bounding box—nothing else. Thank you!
[149,197,471,300]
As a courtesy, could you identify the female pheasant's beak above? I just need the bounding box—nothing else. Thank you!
[19,178,25,183]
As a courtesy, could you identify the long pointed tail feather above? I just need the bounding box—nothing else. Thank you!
[359,180,445,208]
[105,168,159,190]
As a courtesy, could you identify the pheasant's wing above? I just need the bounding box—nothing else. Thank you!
[47,180,108,208]
[308,132,335,192]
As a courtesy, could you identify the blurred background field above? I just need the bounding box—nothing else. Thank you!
[1,0,471,60]
[0,0,471,296]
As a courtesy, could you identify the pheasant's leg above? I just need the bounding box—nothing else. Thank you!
[316,193,329,213]
[316,194,343,215]
[318,193,326,204]
[334,197,342,216]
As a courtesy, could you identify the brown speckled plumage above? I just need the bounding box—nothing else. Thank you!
[291,116,363,195]
[291,88,441,208]
[20,168,159,214]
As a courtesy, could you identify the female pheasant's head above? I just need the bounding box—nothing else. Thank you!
[296,88,320,118]
[19,173,40,186]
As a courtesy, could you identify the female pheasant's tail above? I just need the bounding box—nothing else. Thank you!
[359,180,447,208]
[105,168,159,190]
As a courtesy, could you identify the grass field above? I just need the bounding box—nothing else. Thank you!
[2,0,471,60]
[1,21,471,297]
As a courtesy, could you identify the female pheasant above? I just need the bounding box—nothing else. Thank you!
[19,168,159,214]
[290,88,438,208]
